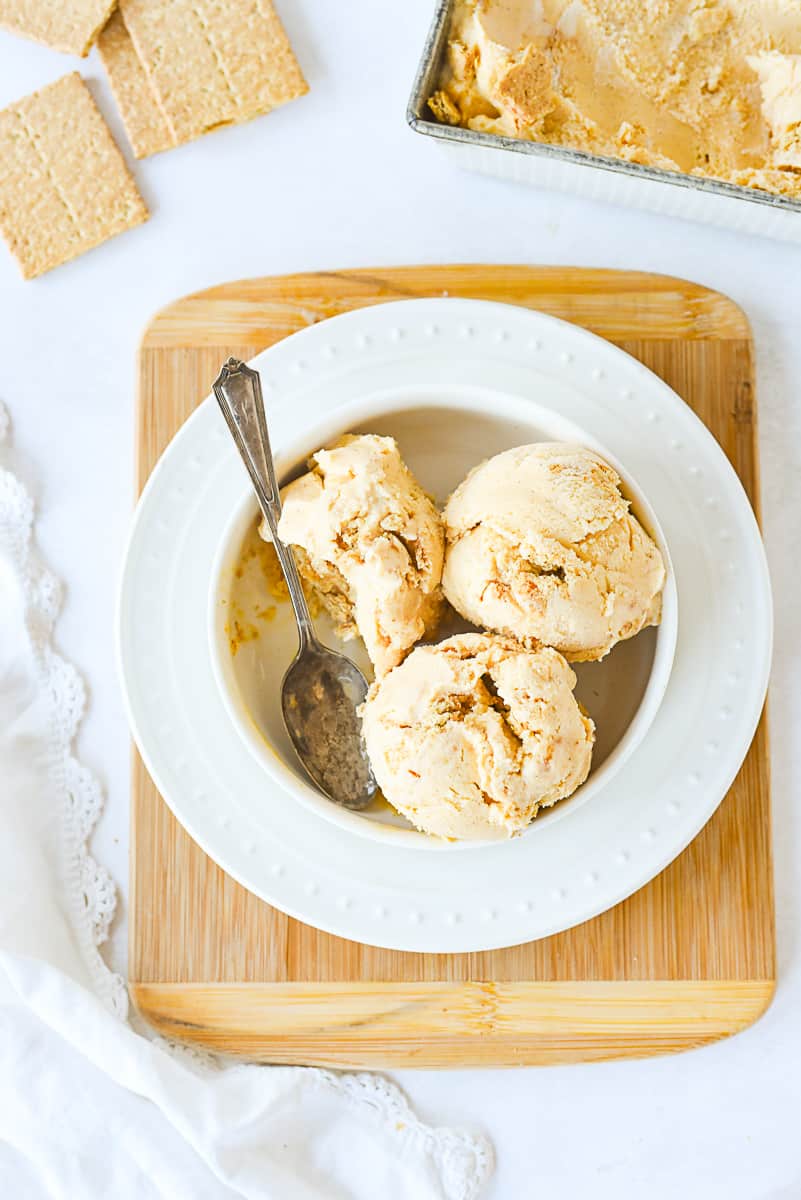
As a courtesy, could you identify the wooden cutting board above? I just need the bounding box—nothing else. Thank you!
[130,265,774,1067]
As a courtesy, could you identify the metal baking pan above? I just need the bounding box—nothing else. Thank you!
[407,0,801,242]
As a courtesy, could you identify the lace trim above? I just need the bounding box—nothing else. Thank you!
[0,402,126,1018]
[153,1036,493,1200]
[0,400,493,1197]
[324,1072,494,1200]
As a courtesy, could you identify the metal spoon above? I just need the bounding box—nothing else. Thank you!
[213,357,377,811]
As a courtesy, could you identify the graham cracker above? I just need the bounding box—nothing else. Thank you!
[119,0,308,147]
[0,73,149,280]
[0,0,116,56]
[98,9,175,158]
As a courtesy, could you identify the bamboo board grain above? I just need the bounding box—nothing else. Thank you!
[130,266,774,1066]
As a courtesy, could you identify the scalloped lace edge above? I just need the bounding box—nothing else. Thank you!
[0,401,494,1200]
[0,401,127,1018]
[157,1036,494,1198]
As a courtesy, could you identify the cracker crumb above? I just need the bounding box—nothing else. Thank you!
[428,89,462,125]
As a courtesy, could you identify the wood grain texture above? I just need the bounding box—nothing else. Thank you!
[131,982,774,1067]
[140,266,749,352]
[131,266,774,1066]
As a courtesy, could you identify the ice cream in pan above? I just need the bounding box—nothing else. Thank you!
[429,0,801,201]
[260,434,664,840]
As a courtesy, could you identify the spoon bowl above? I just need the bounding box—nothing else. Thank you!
[282,643,376,811]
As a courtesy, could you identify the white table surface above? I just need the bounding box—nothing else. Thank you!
[1,4,799,1197]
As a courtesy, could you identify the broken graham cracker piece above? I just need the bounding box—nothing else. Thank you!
[119,0,308,147]
[496,45,556,129]
[98,9,175,158]
[0,73,149,280]
[428,89,461,126]
[0,0,116,56]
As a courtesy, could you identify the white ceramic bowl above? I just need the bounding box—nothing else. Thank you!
[209,386,677,849]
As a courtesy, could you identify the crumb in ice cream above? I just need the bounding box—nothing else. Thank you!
[361,632,595,840]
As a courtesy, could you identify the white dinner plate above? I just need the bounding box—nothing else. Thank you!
[117,298,772,953]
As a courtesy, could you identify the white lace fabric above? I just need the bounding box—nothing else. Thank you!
[0,400,493,1200]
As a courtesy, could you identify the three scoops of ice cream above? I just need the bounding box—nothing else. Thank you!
[264,433,665,841]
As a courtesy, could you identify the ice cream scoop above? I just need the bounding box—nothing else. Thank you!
[274,433,444,677]
[361,632,595,840]
[442,443,665,662]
